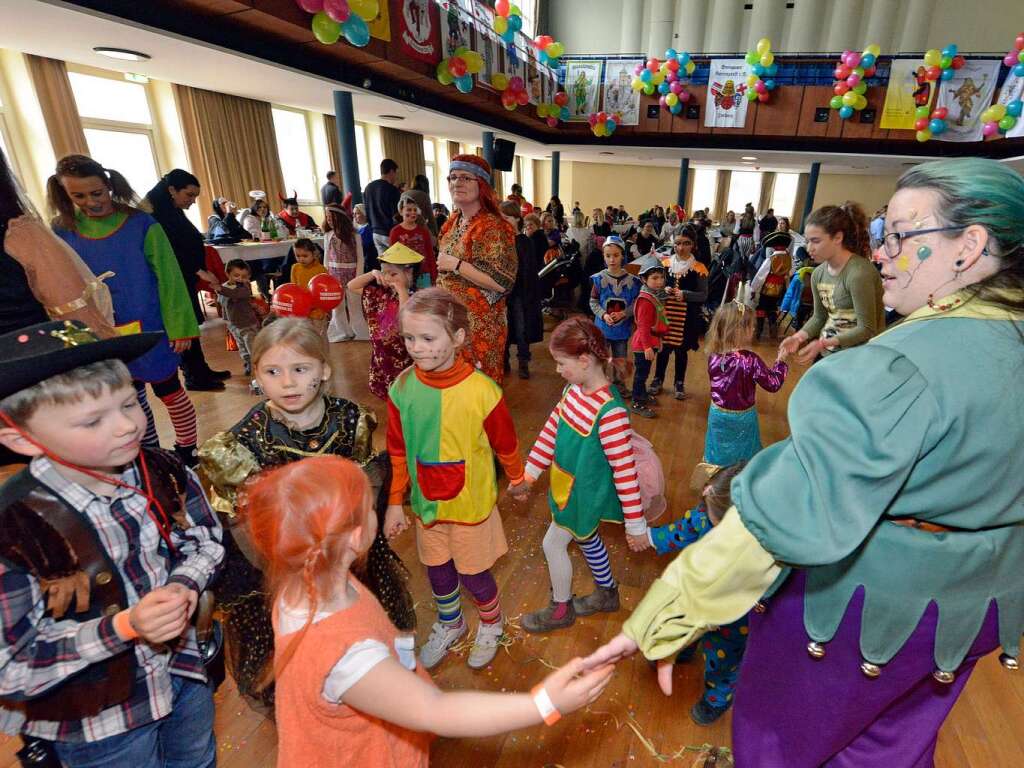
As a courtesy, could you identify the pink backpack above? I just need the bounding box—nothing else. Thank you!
[631,432,666,523]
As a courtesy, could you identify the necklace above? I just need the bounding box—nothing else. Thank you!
[926,293,965,312]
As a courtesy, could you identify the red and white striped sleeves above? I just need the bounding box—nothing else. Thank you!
[598,406,647,535]
[525,407,561,480]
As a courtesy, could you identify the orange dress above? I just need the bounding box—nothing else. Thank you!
[436,210,517,384]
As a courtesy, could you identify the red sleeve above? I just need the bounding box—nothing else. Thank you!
[633,296,655,350]
[386,398,410,504]
[525,406,560,479]
[388,225,403,246]
[482,396,524,484]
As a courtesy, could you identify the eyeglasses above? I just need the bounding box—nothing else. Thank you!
[447,174,477,184]
[881,226,964,259]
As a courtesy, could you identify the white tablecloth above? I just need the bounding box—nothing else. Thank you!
[213,236,324,263]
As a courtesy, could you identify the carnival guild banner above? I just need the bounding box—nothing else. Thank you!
[603,59,644,125]
[880,59,934,129]
[439,0,474,58]
[564,60,604,121]
[705,59,750,128]
[396,0,440,65]
[934,60,1000,142]
[993,71,1024,139]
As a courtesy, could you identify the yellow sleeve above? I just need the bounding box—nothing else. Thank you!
[622,507,782,660]
[197,431,261,516]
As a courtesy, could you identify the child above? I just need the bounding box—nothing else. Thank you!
[385,288,526,670]
[646,461,749,725]
[201,258,260,376]
[347,242,421,400]
[511,317,648,633]
[0,320,224,767]
[199,318,413,709]
[389,194,436,287]
[47,154,202,466]
[245,456,614,768]
[290,237,328,287]
[589,235,640,396]
[702,296,788,471]
[323,204,368,343]
[627,254,669,419]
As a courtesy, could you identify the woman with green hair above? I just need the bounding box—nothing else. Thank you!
[583,157,1024,767]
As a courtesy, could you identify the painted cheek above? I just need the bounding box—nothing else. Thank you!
[896,254,910,272]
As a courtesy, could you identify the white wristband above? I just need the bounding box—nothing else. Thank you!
[531,684,561,726]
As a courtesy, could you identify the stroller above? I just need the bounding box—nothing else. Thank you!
[538,234,582,320]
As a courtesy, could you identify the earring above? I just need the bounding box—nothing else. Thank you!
[954,259,964,267]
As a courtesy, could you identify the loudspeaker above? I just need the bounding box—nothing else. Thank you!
[492,138,516,172]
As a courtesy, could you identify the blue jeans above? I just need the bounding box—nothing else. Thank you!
[54,676,216,768]
[632,351,653,404]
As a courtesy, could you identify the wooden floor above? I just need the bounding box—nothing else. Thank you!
[3,315,1022,767]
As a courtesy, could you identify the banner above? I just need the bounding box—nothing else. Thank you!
[564,60,604,121]
[527,48,542,105]
[993,70,1024,139]
[438,0,473,59]
[880,59,934,129]
[934,60,1000,142]
[603,59,643,125]
[472,5,503,91]
[705,59,750,128]
[368,0,391,42]
[395,0,440,65]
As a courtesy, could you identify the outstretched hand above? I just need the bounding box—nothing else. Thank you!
[542,657,615,717]
[580,632,675,696]
[384,504,409,539]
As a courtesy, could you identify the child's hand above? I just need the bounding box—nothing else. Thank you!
[626,532,651,552]
[602,312,614,325]
[196,269,220,288]
[580,632,638,671]
[643,347,655,362]
[129,586,191,644]
[611,311,625,323]
[540,657,615,718]
[778,331,807,357]
[506,478,531,500]
[384,504,409,539]
[795,338,827,364]
[164,582,199,619]
[371,269,386,285]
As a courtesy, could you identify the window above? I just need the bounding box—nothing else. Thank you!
[272,107,317,202]
[423,137,437,202]
[516,0,538,39]
[726,171,763,215]
[354,123,370,191]
[435,138,452,209]
[771,173,800,220]
[521,156,535,205]
[690,168,717,215]
[68,71,160,197]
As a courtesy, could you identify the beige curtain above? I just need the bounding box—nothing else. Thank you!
[792,172,810,229]
[174,84,285,220]
[324,114,342,179]
[26,55,88,160]
[447,140,460,164]
[713,170,731,222]
[684,171,695,214]
[758,172,776,216]
[380,127,425,190]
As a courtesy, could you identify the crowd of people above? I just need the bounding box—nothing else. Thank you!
[0,143,1022,768]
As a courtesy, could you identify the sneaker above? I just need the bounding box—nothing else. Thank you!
[419,620,467,670]
[674,388,689,401]
[522,600,576,634]
[647,378,663,396]
[572,585,620,616]
[630,402,656,419]
[517,362,530,380]
[467,620,504,669]
[690,699,729,726]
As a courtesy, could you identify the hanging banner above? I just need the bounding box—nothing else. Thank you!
[993,70,1024,139]
[368,0,391,42]
[705,59,750,128]
[564,60,604,121]
[472,5,503,91]
[439,0,474,59]
[603,59,644,126]
[395,0,440,65]
[506,41,530,96]
[527,47,543,105]
[934,60,1000,142]
[880,60,934,129]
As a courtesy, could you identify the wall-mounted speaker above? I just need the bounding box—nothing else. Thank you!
[492,138,516,171]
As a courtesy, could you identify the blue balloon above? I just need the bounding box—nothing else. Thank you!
[839,105,854,119]
[341,14,370,47]
[929,118,946,134]
[455,74,473,93]
[677,51,691,66]
[560,106,570,120]
[1007,100,1023,118]
[753,64,765,76]
[640,69,653,83]
[1014,63,1024,78]
[539,51,549,65]
[942,44,958,57]
[665,48,678,60]
[670,102,683,115]
[605,119,616,132]
[766,62,778,76]
[501,28,515,43]
[861,53,876,68]
[940,68,954,81]
[507,13,522,32]
[764,79,776,90]
[658,82,670,94]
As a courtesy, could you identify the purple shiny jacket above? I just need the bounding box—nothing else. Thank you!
[708,350,788,410]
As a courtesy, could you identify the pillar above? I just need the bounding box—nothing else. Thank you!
[801,161,821,227]
[825,0,863,53]
[647,0,675,57]
[897,0,931,53]
[676,158,689,209]
[333,90,362,204]
[551,151,560,198]
[748,0,786,53]
[620,0,644,54]
[863,0,898,54]
[786,0,824,53]
[673,0,708,55]
[705,0,743,53]
[482,131,495,173]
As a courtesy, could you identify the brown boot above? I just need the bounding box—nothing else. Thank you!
[522,600,576,633]
[573,585,620,616]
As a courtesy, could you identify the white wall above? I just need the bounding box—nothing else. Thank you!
[548,0,622,56]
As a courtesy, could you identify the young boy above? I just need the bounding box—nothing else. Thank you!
[389,194,436,287]
[589,236,640,397]
[200,258,261,376]
[627,254,669,419]
[644,461,749,726]
[0,320,224,767]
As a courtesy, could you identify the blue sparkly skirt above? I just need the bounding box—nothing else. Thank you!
[704,405,762,466]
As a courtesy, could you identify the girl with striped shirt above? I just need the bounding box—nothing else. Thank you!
[510,317,649,634]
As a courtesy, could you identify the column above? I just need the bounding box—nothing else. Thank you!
[705,0,743,53]
[897,0,931,53]
[332,90,362,204]
[785,0,824,53]
[800,161,821,227]
[825,0,863,53]
[863,0,898,53]
[620,0,644,53]
[482,131,495,173]
[676,158,690,209]
[673,0,708,55]
[747,0,785,53]
[551,151,560,198]
[647,0,675,57]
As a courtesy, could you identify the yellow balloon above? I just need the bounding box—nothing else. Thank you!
[685,61,695,75]
[756,37,772,55]
[916,129,932,142]
[463,51,484,74]
[747,74,758,87]
[493,16,508,35]
[989,103,1008,121]
[923,48,941,67]
[492,72,509,91]
[349,0,379,20]
[666,92,679,106]
[631,77,644,92]
[855,94,867,110]
[842,91,858,107]
[865,43,881,57]
[652,70,665,84]
[594,122,606,136]
[760,52,774,67]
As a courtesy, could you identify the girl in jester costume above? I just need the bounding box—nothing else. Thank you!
[511,317,649,633]
[385,288,527,671]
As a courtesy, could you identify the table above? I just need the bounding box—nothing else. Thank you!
[212,236,324,264]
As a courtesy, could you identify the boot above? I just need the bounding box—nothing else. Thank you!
[647,378,663,396]
[518,360,530,380]
[572,585,620,616]
[690,699,729,726]
[522,600,576,633]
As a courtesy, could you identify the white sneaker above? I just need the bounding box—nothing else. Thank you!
[419,621,467,670]
[467,620,504,670]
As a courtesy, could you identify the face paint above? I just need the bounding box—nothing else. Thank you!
[896,254,910,271]
[916,245,932,260]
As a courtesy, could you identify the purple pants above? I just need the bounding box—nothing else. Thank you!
[732,571,999,767]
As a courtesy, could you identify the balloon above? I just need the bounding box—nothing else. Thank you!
[835,65,851,80]
[939,55,953,70]
[308,273,343,311]
[546,116,558,128]
[348,0,377,20]
[929,118,946,134]
[464,51,483,73]
[847,73,861,87]
[1019,49,1024,63]
[297,0,325,10]
[931,106,948,120]
[861,53,876,68]
[853,82,867,95]
[847,52,861,68]
[272,283,314,317]
[830,95,843,109]
[631,77,644,92]
[554,91,569,107]
[923,49,941,67]
[509,76,524,91]
[855,94,867,110]
[507,13,522,31]
[605,119,616,132]
[1015,63,1024,78]
[670,81,684,95]
[493,15,508,34]
[643,83,655,95]
[546,42,564,59]
[647,58,660,72]
[679,90,690,102]
[436,62,454,85]
[500,29,514,43]
[666,58,680,72]
[766,62,778,75]
[755,81,767,94]
[495,0,509,15]
[999,115,1018,131]
[514,89,528,105]
[657,81,670,95]
[651,70,665,85]
[863,66,876,78]
[982,121,999,138]
[925,66,941,81]
[745,50,760,66]
[670,102,683,115]
[753,64,766,76]
[491,72,509,91]
[587,113,598,126]
[747,74,759,87]
[834,82,850,96]
[842,91,858,107]
[324,0,350,22]
[758,91,769,103]
[447,57,467,77]
[597,111,607,123]
[594,123,606,137]
[1017,33,1024,50]
[455,75,473,93]
[665,48,678,59]
[989,103,1008,121]
[941,68,954,81]
[640,68,653,83]
[683,61,694,75]
[865,44,881,57]
[560,106,570,121]
[756,37,771,55]
[510,5,521,16]
[500,90,517,110]
[666,92,679,107]
[840,105,854,119]
[914,117,930,131]
[312,12,341,44]
[760,52,774,67]
[535,34,553,49]
[1007,100,1023,117]
[537,102,549,118]
[341,14,370,46]
[678,51,691,66]
[916,129,932,142]
[1005,53,1018,67]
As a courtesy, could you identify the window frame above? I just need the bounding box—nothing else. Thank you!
[271,104,320,206]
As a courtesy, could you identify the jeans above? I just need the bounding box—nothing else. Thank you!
[372,232,392,262]
[653,344,688,390]
[54,676,216,768]
[632,351,653,404]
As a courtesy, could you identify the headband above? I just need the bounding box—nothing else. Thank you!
[449,160,491,184]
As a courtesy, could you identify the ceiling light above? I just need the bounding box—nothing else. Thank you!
[378,114,405,121]
[741,156,757,160]
[93,47,151,61]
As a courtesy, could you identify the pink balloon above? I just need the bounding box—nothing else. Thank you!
[587,113,598,126]
[1006,53,1018,67]
[546,116,559,127]
[847,73,861,87]
[847,53,862,68]
[509,76,524,92]
[982,121,999,137]
[666,71,678,83]
[634,63,644,75]
[296,0,325,11]
[670,81,684,94]
[323,0,349,22]
[659,95,669,107]
[755,81,767,93]
[679,90,690,102]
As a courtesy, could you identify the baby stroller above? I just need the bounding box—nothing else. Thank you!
[538,234,582,320]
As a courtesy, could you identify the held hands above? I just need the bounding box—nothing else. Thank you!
[128,585,193,644]
[541,657,615,717]
[580,632,675,696]
[778,331,807,358]
[506,477,532,502]
[795,338,830,364]
[643,348,655,362]
[384,504,410,540]
[626,532,651,552]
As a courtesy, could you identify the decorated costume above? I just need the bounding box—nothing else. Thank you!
[800,255,885,354]
[622,293,1024,767]
[651,253,708,397]
[627,254,670,410]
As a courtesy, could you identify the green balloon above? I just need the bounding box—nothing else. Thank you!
[830,95,843,109]
[999,115,1017,131]
[312,11,341,45]
[915,106,930,119]
[745,50,759,65]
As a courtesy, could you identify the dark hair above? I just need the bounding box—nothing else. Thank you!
[498,199,523,230]
[676,224,699,244]
[380,158,398,176]
[704,461,747,524]
[225,258,250,273]
[163,169,200,191]
[47,154,140,231]
[1,146,27,239]
[413,174,430,193]
[212,197,227,218]
[326,170,338,180]
[323,206,356,247]
[805,201,870,258]
[294,237,318,254]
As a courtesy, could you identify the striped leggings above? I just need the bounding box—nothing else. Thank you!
[542,522,616,604]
